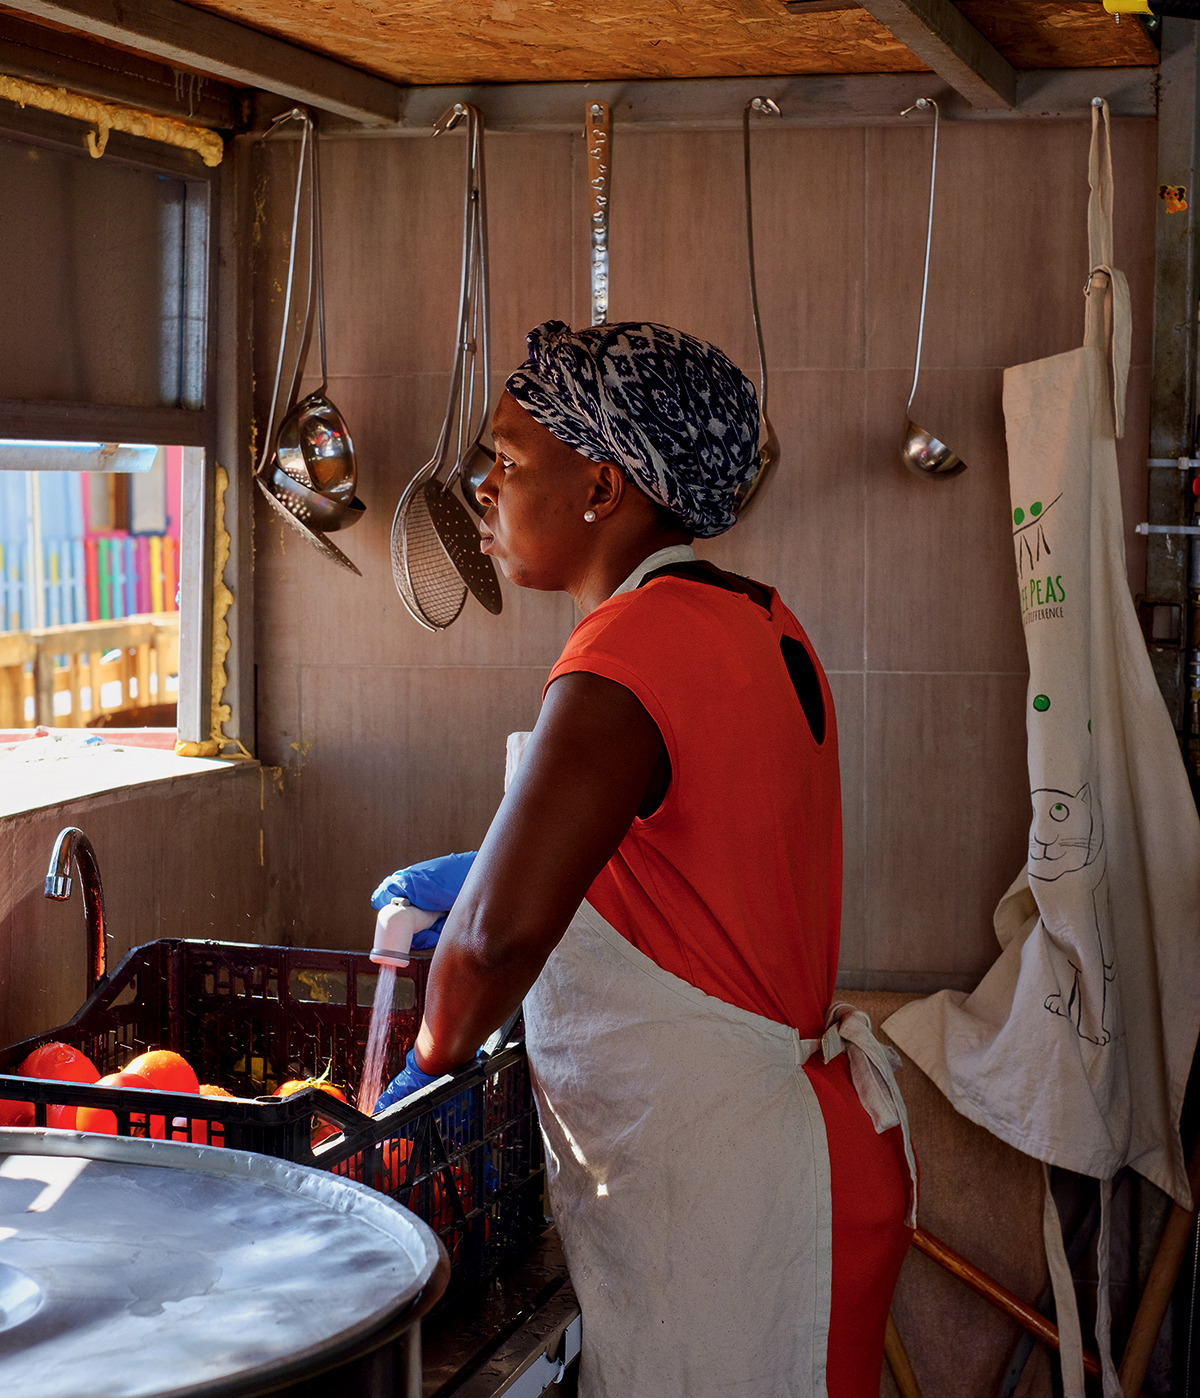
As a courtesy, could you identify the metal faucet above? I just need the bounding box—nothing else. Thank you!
[44,827,108,996]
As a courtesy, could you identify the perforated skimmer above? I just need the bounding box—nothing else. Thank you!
[390,103,503,632]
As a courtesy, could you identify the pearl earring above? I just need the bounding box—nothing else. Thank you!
[583,510,597,522]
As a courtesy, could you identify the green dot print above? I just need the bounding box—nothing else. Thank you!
[1030,501,1043,517]
[1013,507,1025,525]
[1033,694,1051,712]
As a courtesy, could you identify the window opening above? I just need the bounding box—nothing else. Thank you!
[1,448,184,734]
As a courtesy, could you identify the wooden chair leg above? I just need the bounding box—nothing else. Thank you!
[885,1313,923,1398]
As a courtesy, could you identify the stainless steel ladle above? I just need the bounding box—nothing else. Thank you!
[734,95,781,516]
[274,113,357,503]
[899,98,965,480]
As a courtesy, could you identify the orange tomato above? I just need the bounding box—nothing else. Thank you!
[123,1050,199,1095]
[274,1077,348,1147]
[185,1086,233,1147]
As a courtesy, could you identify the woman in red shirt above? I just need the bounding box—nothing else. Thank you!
[396,321,915,1397]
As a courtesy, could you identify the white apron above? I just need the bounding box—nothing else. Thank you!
[514,549,917,1398]
[884,101,1200,1395]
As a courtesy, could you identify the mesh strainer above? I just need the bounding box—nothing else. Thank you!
[390,103,502,633]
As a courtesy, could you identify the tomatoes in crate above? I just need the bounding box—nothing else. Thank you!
[76,1072,157,1135]
[274,1072,348,1147]
[0,1041,102,1129]
[124,1050,200,1095]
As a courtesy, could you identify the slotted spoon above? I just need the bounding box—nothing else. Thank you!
[390,103,502,631]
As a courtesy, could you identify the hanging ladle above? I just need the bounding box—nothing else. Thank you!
[899,98,965,480]
[734,95,781,516]
[274,111,358,504]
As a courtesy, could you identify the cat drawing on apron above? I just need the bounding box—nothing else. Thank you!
[1029,784,1114,1047]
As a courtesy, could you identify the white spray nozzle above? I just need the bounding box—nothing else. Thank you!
[370,897,442,968]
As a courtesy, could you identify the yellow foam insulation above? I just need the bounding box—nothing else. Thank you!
[0,74,224,167]
[176,467,252,761]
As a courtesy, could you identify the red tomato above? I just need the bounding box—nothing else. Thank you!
[177,1087,231,1147]
[123,1050,199,1095]
[76,1072,158,1136]
[18,1042,101,1084]
[5,1041,102,1130]
[0,1100,33,1128]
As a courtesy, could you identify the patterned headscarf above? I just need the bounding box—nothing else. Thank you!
[505,321,760,539]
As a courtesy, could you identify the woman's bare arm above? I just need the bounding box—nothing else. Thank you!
[414,669,665,1073]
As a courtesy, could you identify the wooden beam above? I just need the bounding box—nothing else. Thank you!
[855,0,1017,109]
[1,0,401,125]
[0,12,246,128]
[0,401,210,447]
[374,71,1152,136]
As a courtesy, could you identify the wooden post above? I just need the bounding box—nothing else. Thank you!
[88,648,102,721]
[154,627,168,705]
[33,643,53,727]
[135,640,151,709]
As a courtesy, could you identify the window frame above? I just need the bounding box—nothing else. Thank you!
[0,97,254,753]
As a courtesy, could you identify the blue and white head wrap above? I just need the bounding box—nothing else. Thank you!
[505,320,760,539]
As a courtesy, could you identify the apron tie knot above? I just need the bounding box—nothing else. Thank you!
[817,1001,919,1228]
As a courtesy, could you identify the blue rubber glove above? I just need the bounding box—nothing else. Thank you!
[374,1048,440,1114]
[370,851,478,915]
[411,916,446,951]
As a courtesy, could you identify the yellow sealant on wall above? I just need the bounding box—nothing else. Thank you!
[176,466,253,761]
[0,74,224,167]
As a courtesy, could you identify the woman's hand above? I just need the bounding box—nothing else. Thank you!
[414,670,667,1073]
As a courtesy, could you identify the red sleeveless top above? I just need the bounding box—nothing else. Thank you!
[545,570,842,1037]
[547,570,912,1398]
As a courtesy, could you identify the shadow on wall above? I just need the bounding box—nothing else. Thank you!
[252,117,1157,994]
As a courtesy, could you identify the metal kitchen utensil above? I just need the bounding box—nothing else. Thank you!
[256,108,364,570]
[587,99,611,326]
[266,461,366,532]
[899,98,965,480]
[391,103,502,630]
[457,111,496,522]
[734,95,781,516]
[257,474,363,574]
[275,110,358,502]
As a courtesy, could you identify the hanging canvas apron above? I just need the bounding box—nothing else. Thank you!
[510,547,917,1398]
[884,101,1200,1395]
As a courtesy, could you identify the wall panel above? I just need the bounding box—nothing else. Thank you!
[253,114,1158,996]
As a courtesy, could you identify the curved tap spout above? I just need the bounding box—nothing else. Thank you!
[44,827,107,996]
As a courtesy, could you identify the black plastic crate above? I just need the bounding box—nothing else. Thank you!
[0,938,545,1307]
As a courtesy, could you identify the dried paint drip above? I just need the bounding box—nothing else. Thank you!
[358,964,398,1115]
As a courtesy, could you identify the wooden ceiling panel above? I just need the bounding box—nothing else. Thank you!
[176,0,927,85]
[173,0,1156,87]
[960,1,1159,68]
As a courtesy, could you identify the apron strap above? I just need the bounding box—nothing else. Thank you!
[800,1001,919,1228]
[1093,1178,1123,1398]
[1043,1162,1087,1398]
[1084,99,1131,439]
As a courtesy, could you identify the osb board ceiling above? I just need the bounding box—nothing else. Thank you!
[176,0,1158,86]
[962,0,1158,68]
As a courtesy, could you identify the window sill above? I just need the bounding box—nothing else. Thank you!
[0,730,256,818]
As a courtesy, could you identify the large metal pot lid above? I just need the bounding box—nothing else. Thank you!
[0,1128,442,1398]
